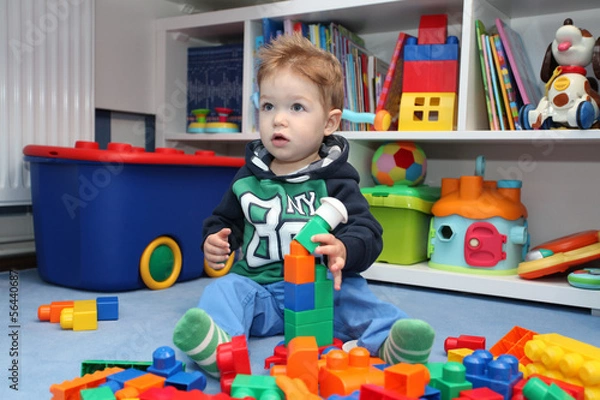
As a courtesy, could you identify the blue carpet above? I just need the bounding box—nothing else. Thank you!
[1,268,599,398]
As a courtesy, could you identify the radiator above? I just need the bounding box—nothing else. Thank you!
[0,0,95,206]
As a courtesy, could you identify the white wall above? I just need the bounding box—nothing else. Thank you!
[95,0,185,115]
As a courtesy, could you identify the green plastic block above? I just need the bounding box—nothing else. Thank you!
[80,386,116,400]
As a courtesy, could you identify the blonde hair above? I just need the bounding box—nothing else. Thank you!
[257,33,345,111]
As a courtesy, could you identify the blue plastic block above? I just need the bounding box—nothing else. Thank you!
[147,346,183,378]
[96,296,119,321]
[464,350,522,400]
[404,44,432,61]
[430,41,459,61]
[284,281,315,311]
[423,385,442,400]
[166,370,207,391]
[105,368,146,389]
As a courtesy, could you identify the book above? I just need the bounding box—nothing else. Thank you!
[485,34,508,130]
[490,34,514,130]
[495,18,542,107]
[474,21,498,130]
[376,32,412,129]
[262,17,283,45]
[187,44,244,127]
[491,34,521,129]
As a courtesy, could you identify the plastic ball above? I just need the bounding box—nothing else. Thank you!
[371,141,427,186]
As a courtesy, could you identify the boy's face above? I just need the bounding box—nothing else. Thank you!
[258,67,341,175]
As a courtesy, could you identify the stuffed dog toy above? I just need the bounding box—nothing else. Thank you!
[520,18,600,129]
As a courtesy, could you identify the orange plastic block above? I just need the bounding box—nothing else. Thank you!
[60,300,98,331]
[384,363,430,398]
[38,301,74,323]
[116,373,165,399]
[275,336,319,394]
[319,347,385,398]
[490,326,537,365]
[284,249,315,284]
[524,333,600,399]
[457,387,504,400]
[275,375,321,400]
[50,367,124,400]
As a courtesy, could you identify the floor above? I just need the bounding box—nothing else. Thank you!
[1,267,599,398]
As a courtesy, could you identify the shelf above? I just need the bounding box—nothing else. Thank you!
[164,130,600,144]
[362,262,600,314]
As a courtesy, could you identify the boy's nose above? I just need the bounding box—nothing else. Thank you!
[273,110,287,125]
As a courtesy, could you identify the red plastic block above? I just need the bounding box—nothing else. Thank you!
[402,60,459,93]
[418,14,448,44]
[445,335,486,353]
[217,335,251,394]
[360,383,415,400]
[457,387,504,400]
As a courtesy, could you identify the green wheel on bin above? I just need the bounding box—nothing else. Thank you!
[140,236,182,290]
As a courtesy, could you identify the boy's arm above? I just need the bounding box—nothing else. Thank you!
[202,186,245,251]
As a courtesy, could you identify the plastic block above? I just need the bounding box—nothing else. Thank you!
[49,367,124,400]
[166,370,207,391]
[284,282,315,311]
[445,335,486,353]
[402,60,459,92]
[38,300,74,323]
[314,280,334,309]
[398,92,457,131]
[60,300,98,331]
[404,44,432,61]
[428,362,473,400]
[448,348,476,363]
[431,39,459,60]
[284,336,319,394]
[360,383,414,399]
[217,335,251,394]
[274,375,322,400]
[97,296,119,321]
[524,333,600,399]
[82,360,152,376]
[384,363,430,398]
[230,374,284,400]
[418,14,448,44]
[523,377,575,400]
[80,385,117,399]
[319,347,385,398]
[463,350,522,400]
[284,320,333,348]
[284,244,315,284]
[118,373,166,398]
[147,346,183,378]
[106,368,147,389]
[457,387,504,400]
[284,307,333,326]
[490,326,537,365]
[513,375,584,400]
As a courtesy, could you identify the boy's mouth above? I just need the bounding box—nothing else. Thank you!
[271,133,289,147]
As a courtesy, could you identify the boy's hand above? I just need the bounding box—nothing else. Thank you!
[204,228,232,270]
[312,233,346,291]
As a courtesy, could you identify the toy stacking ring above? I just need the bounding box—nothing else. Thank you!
[204,252,235,278]
[568,268,600,289]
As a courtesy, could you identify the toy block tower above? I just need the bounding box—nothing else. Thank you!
[399,14,460,131]
[283,198,348,347]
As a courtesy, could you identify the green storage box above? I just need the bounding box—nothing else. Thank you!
[362,185,440,265]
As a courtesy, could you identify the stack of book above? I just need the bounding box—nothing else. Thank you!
[262,18,389,131]
[475,19,543,130]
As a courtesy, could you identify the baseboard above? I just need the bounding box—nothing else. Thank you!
[0,253,37,272]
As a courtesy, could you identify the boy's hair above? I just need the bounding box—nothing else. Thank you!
[257,33,345,111]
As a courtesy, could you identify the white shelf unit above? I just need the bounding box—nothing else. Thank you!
[155,0,600,312]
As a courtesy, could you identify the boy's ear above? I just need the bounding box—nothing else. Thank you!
[324,109,343,135]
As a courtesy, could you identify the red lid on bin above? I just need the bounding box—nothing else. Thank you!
[23,141,245,167]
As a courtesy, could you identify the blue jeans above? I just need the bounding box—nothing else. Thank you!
[198,272,408,355]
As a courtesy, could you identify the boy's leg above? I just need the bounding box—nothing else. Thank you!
[333,274,434,365]
[173,274,285,376]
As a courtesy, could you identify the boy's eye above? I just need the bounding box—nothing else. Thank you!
[261,103,274,111]
[291,103,305,112]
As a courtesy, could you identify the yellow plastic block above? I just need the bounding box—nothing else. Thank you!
[398,92,456,131]
[447,348,474,363]
[524,333,600,400]
[60,300,98,331]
